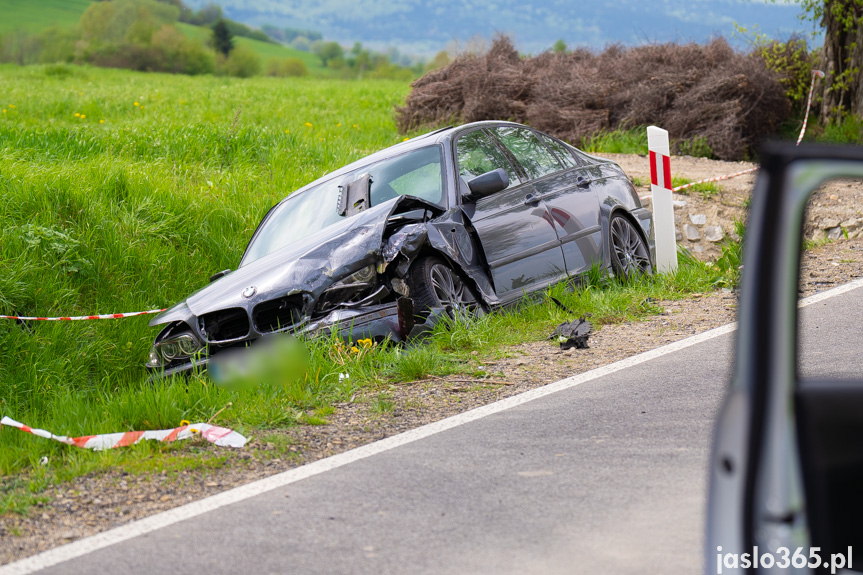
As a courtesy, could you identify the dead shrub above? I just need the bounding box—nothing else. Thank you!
[396,35,790,160]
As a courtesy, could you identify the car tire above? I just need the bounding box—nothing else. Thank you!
[405,256,478,318]
[609,214,653,278]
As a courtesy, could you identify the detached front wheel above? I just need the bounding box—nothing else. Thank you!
[609,214,653,278]
[405,256,478,318]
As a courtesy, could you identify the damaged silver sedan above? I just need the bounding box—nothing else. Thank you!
[147,121,655,377]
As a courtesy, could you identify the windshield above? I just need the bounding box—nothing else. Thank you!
[241,145,445,266]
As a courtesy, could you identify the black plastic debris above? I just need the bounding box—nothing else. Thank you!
[548,297,592,350]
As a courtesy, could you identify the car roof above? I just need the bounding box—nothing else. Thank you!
[283,121,533,200]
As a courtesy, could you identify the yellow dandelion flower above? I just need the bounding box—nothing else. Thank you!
[304,122,313,127]
[9,104,15,108]
[285,129,290,133]
[350,346,359,354]
[134,102,140,106]
[403,137,409,141]
[99,119,104,124]
[74,113,80,117]
[353,124,359,128]
[80,114,86,119]
[320,137,324,141]
[337,123,341,127]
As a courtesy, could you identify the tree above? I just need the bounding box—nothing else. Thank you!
[799,0,863,122]
[553,39,567,54]
[312,41,343,66]
[211,18,234,57]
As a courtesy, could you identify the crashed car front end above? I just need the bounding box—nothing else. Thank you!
[146,195,460,377]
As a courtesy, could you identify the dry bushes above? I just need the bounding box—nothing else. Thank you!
[396,36,790,160]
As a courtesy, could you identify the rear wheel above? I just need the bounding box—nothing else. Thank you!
[405,256,478,318]
[609,214,653,278]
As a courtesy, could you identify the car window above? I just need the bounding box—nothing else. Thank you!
[242,146,444,266]
[491,126,562,180]
[456,130,521,189]
[368,145,444,206]
[538,133,580,168]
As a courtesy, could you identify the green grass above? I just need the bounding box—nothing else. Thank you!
[0,0,92,34]
[815,114,863,146]
[0,64,736,514]
[670,176,722,198]
[580,128,648,155]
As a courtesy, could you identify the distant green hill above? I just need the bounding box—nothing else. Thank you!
[177,23,327,74]
[0,0,92,33]
[0,0,327,73]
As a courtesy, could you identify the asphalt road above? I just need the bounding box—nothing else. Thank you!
[20,284,863,575]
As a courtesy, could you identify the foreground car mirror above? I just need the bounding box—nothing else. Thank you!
[209,269,231,282]
[465,168,509,200]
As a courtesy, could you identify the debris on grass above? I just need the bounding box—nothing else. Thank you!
[548,297,593,350]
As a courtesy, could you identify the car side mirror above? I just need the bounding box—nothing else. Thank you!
[465,168,509,200]
[209,269,231,282]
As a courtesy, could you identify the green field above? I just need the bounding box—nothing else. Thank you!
[0,65,731,513]
[0,0,92,34]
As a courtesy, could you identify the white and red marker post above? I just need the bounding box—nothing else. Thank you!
[647,126,678,273]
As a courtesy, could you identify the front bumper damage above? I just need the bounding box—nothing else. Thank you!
[146,195,491,379]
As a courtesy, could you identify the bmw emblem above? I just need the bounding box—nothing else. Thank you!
[242,286,257,298]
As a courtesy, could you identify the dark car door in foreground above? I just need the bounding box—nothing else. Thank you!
[455,128,567,301]
[489,126,603,275]
[706,143,863,574]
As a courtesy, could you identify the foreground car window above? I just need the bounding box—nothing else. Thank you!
[456,130,521,188]
[492,126,561,179]
[242,146,444,265]
[538,133,580,168]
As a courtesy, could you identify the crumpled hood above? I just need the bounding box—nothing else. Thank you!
[151,196,438,327]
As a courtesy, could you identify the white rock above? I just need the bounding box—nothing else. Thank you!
[689,213,707,225]
[675,230,683,242]
[672,200,687,207]
[826,227,843,240]
[705,225,724,242]
[684,224,701,241]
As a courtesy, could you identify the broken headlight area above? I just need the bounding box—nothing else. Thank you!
[317,265,384,313]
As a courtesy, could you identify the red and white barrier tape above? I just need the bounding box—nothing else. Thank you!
[0,416,247,450]
[670,166,759,193]
[0,309,166,321]
[797,69,826,146]
[640,69,825,200]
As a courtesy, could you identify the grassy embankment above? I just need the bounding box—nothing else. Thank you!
[0,65,733,514]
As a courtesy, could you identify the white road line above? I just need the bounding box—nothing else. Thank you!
[5,277,863,575]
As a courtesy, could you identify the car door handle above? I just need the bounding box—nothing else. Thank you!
[523,193,540,205]
[576,176,591,188]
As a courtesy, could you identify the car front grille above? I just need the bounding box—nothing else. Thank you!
[253,296,305,333]
[199,308,250,342]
